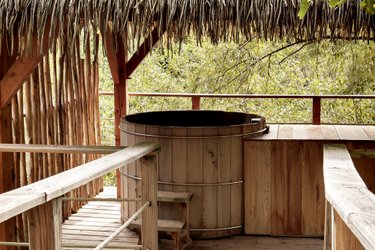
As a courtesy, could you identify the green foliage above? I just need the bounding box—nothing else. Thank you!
[298,0,311,19]
[299,0,374,18]
[329,0,347,7]
[361,0,375,14]
[125,39,374,124]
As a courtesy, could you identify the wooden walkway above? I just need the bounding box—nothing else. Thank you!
[62,187,139,250]
[62,187,323,250]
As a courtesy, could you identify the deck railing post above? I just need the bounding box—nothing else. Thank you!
[140,153,158,250]
[192,96,201,110]
[27,198,62,250]
[312,97,321,125]
[324,199,332,250]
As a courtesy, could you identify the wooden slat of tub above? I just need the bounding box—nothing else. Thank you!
[244,141,271,234]
[132,124,146,215]
[217,127,232,237]
[301,142,324,236]
[122,122,135,218]
[362,125,375,140]
[202,127,218,237]
[271,141,302,235]
[158,126,173,220]
[172,127,188,219]
[230,125,243,235]
[187,127,203,232]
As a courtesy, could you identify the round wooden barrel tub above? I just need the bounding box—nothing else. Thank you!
[120,110,267,238]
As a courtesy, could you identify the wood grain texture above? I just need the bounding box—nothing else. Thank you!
[62,187,139,250]
[141,154,158,250]
[324,145,375,249]
[362,125,375,140]
[157,126,173,220]
[244,141,271,234]
[172,127,188,220]
[245,140,325,237]
[27,199,62,250]
[301,142,324,236]
[217,127,232,238]
[230,126,243,236]
[187,128,203,235]
[201,127,218,238]
[272,141,302,235]
[334,210,365,250]
[0,142,160,223]
[334,125,370,140]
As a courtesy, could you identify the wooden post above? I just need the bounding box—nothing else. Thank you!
[192,96,201,110]
[312,97,321,125]
[140,154,158,250]
[0,37,17,250]
[27,199,62,250]
[324,200,332,250]
[105,31,128,198]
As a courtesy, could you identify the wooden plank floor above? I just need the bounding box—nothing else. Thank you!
[62,187,139,250]
[63,187,323,250]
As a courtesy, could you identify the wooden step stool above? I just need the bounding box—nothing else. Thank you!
[130,191,193,250]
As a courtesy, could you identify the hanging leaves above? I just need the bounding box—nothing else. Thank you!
[298,0,311,19]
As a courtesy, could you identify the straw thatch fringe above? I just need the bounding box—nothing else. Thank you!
[0,0,374,55]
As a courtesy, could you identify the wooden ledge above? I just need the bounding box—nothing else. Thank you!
[324,144,375,249]
[249,124,375,141]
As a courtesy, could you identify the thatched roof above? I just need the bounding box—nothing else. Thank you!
[1,0,374,55]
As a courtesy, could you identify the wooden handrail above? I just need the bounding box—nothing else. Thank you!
[99,92,375,125]
[0,142,160,250]
[323,145,375,249]
[100,92,375,99]
[0,144,124,154]
[0,142,159,222]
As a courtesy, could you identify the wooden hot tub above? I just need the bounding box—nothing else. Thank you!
[120,110,267,238]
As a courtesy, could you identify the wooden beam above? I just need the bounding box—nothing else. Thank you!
[105,31,128,199]
[104,32,120,85]
[0,22,50,109]
[126,27,164,77]
[0,55,44,108]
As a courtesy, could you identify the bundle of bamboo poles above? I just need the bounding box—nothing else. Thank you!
[10,32,102,244]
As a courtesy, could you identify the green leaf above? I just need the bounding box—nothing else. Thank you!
[329,0,346,7]
[298,0,310,19]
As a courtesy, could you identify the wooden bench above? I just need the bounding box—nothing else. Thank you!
[131,191,193,250]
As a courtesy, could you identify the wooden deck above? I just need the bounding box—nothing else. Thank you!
[256,124,375,141]
[62,187,139,250]
[62,187,323,250]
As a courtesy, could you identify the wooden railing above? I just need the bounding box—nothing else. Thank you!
[0,142,160,250]
[323,145,375,249]
[100,92,375,125]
